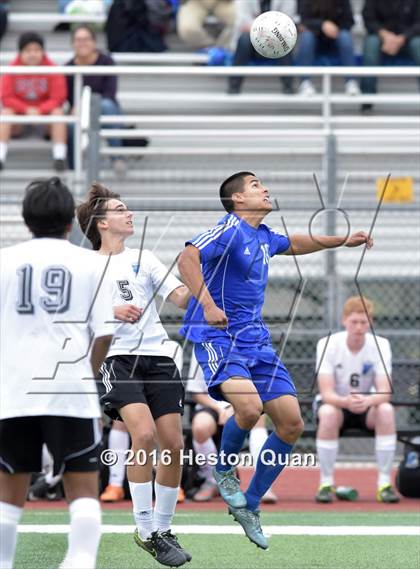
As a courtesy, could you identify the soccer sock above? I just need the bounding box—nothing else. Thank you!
[0,142,8,162]
[375,434,397,488]
[316,439,339,486]
[63,498,101,569]
[193,437,217,482]
[245,432,293,512]
[153,482,179,533]
[216,415,249,473]
[108,428,130,487]
[129,481,153,540]
[52,143,67,160]
[249,426,268,468]
[0,501,22,569]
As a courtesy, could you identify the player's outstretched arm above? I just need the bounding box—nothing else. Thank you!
[91,335,113,377]
[283,232,373,255]
[178,245,227,328]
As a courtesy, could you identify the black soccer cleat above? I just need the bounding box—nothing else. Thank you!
[53,158,66,172]
[161,530,192,562]
[134,528,188,567]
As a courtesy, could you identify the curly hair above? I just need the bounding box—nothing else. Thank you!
[76,181,120,250]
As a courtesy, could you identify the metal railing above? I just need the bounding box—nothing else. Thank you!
[1,64,419,184]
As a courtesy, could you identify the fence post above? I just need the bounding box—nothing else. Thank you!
[86,93,102,187]
[73,73,83,186]
[325,133,338,331]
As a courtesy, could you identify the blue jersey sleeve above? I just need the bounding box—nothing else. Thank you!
[265,226,290,256]
[186,215,239,263]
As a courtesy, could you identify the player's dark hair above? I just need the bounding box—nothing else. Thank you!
[22,177,75,238]
[76,181,120,250]
[219,171,255,213]
[71,24,97,42]
[18,32,44,52]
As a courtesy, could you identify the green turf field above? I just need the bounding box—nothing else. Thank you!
[15,510,420,569]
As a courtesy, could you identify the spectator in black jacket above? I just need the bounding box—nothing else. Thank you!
[0,1,8,43]
[66,24,126,175]
[106,0,172,53]
[295,0,359,96]
[361,0,420,99]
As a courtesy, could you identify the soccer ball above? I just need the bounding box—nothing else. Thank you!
[250,11,297,59]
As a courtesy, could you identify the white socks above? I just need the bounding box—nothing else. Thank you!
[249,426,268,468]
[53,143,67,160]
[316,439,339,486]
[61,498,101,569]
[154,482,179,533]
[130,480,179,537]
[376,434,397,488]
[0,501,22,569]
[193,437,217,482]
[129,481,153,540]
[108,429,130,487]
[0,142,8,162]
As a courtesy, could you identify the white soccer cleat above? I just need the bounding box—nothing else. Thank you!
[298,80,316,97]
[345,80,361,96]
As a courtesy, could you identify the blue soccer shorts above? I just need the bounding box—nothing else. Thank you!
[194,339,297,403]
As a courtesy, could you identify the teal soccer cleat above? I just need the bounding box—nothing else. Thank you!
[228,506,269,550]
[213,467,247,508]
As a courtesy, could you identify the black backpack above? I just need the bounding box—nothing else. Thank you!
[396,440,420,498]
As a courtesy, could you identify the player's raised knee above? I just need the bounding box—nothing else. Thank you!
[236,402,263,429]
[285,417,305,440]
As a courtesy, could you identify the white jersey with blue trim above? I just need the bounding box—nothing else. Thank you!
[316,331,392,396]
[180,213,290,347]
[0,238,115,420]
[100,248,183,358]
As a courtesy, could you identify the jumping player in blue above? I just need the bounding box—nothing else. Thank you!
[178,172,373,549]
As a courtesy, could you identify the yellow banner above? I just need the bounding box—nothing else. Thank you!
[376,177,414,203]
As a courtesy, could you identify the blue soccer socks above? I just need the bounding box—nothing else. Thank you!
[216,415,249,473]
[245,432,293,512]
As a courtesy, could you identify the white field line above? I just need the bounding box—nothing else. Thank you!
[18,525,420,536]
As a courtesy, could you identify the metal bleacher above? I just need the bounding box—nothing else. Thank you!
[1,0,419,280]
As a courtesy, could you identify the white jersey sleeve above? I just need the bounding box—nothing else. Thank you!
[373,337,392,377]
[316,336,334,375]
[142,250,183,301]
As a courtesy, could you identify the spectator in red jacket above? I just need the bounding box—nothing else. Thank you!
[0,32,67,171]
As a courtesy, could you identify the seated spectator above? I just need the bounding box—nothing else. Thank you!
[295,0,360,96]
[187,352,278,503]
[361,0,420,108]
[315,296,400,504]
[0,32,67,171]
[227,0,296,95]
[0,1,8,43]
[106,0,173,53]
[177,0,236,50]
[66,24,126,175]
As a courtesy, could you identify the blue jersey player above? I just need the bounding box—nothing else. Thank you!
[179,172,373,549]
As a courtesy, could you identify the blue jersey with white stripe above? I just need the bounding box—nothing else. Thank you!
[180,213,290,347]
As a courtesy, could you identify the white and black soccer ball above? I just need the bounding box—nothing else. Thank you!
[250,11,297,59]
